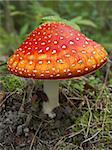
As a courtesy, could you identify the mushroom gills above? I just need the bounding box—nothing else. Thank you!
[43,80,59,118]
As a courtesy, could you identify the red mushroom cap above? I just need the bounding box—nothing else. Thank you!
[7,22,108,79]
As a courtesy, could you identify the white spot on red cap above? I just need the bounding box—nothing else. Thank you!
[62,45,67,49]
[46,70,50,73]
[50,75,53,77]
[38,49,42,53]
[19,48,22,50]
[97,64,100,67]
[52,49,56,54]
[64,69,67,72]
[54,41,58,44]
[35,42,38,44]
[47,60,51,64]
[38,32,40,35]
[29,61,33,65]
[68,72,72,76]
[60,36,64,40]
[48,40,51,43]
[85,41,88,44]
[93,51,96,54]
[93,65,96,68]
[38,61,43,64]
[101,59,104,63]
[43,32,46,35]
[82,51,86,54]
[52,68,55,71]
[69,41,74,45]
[33,70,37,73]
[72,50,76,53]
[44,36,47,39]
[41,42,46,45]
[27,52,31,55]
[56,74,60,77]
[28,47,31,50]
[85,68,88,71]
[85,37,90,41]
[78,60,83,64]
[46,47,50,51]
[65,54,70,57]
[40,74,44,77]
[77,70,81,73]
[76,37,80,41]
[83,44,86,48]
[88,59,91,62]
[72,64,75,67]
[70,33,73,36]
[48,35,52,38]
[39,26,42,29]
[38,38,41,41]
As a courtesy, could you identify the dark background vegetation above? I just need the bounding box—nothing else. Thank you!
[0,1,112,150]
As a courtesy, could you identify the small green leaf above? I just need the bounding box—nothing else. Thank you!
[70,16,83,23]
[41,16,81,31]
[11,11,26,16]
[20,24,29,36]
[64,21,81,31]
[76,19,97,28]
[41,15,61,22]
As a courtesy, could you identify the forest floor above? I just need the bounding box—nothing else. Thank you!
[0,63,112,150]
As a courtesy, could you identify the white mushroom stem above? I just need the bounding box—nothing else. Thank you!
[43,80,60,118]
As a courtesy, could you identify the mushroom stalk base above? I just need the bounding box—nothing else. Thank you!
[43,80,59,118]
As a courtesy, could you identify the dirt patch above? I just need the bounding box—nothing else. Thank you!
[0,89,82,150]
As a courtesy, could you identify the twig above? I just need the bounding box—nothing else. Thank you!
[0,143,4,148]
[0,62,7,67]
[29,122,43,150]
[84,96,92,138]
[0,90,17,107]
[11,143,15,150]
[101,95,109,132]
[53,129,84,150]
[107,58,112,63]
[24,113,32,126]
[18,91,26,113]
[33,114,52,123]
[96,63,110,101]
[67,129,85,138]
[80,129,101,147]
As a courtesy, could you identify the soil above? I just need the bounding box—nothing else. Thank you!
[0,87,83,150]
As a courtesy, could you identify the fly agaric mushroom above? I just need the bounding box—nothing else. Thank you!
[7,21,108,118]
